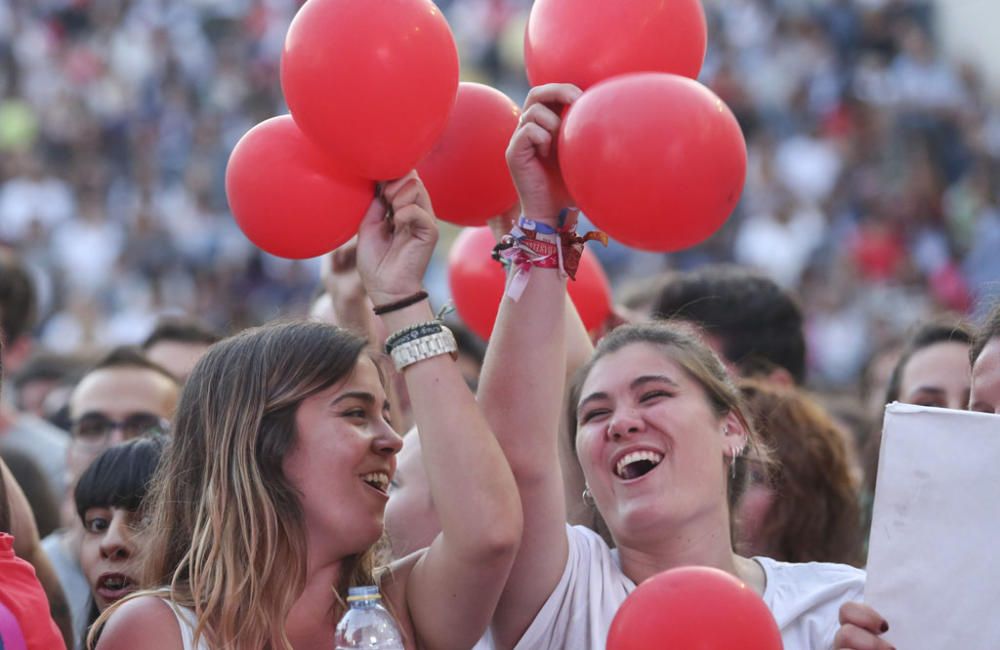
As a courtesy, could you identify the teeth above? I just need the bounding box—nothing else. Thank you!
[615,451,664,479]
[361,472,390,491]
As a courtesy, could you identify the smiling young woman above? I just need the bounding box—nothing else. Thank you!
[90,174,522,650]
[479,83,885,650]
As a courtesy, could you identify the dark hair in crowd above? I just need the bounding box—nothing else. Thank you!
[85,346,179,386]
[142,317,221,350]
[0,463,9,535]
[0,248,36,344]
[971,303,1000,366]
[884,318,973,405]
[0,337,8,534]
[1,448,60,538]
[651,265,807,384]
[74,436,168,523]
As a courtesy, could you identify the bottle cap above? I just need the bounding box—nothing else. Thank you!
[346,585,381,602]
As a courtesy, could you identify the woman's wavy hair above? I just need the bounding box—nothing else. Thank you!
[567,321,774,538]
[93,321,382,649]
[738,380,864,566]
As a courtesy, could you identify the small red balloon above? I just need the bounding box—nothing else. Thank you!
[225,115,374,259]
[448,227,612,340]
[281,0,459,180]
[417,83,521,227]
[560,73,747,252]
[607,567,783,650]
[525,0,706,89]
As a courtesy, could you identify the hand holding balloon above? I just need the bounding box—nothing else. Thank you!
[505,83,582,226]
[356,173,439,307]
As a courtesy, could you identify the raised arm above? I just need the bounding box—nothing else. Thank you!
[355,173,522,650]
[478,83,584,647]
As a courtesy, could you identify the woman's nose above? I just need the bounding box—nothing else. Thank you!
[605,409,643,440]
[100,514,134,561]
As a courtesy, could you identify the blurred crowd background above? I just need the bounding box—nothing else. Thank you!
[1,0,999,394]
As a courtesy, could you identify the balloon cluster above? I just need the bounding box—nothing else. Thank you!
[524,0,748,253]
[224,0,745,337]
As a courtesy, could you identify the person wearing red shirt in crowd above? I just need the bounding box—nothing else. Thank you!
[1,459,67,650]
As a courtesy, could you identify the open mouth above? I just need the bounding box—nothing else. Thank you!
[361,472,390,495]
[96,573,136,602]
[615,451,664,481]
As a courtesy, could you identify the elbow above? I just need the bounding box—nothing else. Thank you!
[466,500,523,566]
[485,503,524,561]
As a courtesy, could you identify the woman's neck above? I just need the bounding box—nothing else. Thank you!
[285,561,343,650]
[614,506,766,595]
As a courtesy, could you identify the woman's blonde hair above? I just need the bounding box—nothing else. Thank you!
[567,321,774,526]
[93,321,385,649]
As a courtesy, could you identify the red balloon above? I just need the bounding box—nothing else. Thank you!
[417,83,521,227]
[525,0,706,89]
[560,73,747,252]
[607,567,783,650]
[281,0,460,180]
[225,115,374,259]
[448,227,612,340]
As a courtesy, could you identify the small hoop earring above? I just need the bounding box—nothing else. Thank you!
[582,486,596,507]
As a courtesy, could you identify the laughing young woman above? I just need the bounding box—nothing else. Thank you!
[92,174,522,650]
[479,83,888,650]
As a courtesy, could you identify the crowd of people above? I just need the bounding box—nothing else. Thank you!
[2,0,1000,649]
[0,0,997,390]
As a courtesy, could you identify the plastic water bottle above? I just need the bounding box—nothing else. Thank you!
[334,585,404,650]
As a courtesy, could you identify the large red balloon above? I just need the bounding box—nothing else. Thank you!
[560,73,747,252]
[225,115,374,259]
[417,83,521,227]
[525,0,706,89]
[607,567,783,650]
[281,0,460,181]
[448,227,612,340]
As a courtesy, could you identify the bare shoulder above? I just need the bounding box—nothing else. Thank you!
[96,596,184,650]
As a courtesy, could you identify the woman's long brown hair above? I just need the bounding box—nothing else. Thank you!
[93,321,386,649]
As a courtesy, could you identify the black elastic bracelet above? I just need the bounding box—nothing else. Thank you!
[384,321,444,354]
[372,291,429,316]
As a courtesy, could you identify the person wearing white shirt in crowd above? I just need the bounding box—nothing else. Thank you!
[479,83,891,650]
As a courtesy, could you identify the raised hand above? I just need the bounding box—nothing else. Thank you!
[356,172,438,307]
[505,83,583,225]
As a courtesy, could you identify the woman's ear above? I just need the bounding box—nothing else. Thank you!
[721,411,749,455]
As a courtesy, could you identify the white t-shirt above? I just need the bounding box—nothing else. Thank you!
[514,525,865,650]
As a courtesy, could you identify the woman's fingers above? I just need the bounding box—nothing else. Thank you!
[508,122,553,161]
[524,83,583,111]
[839,602,889,633]
[833,623,894,650]
[383,174,432,213]
[519,102,562,134]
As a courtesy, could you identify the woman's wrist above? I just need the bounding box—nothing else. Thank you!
[376,299,435,334]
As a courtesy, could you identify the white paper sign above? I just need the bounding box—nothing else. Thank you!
[865,403,1000,648]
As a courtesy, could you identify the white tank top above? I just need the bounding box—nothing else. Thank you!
[165,601,211,650]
